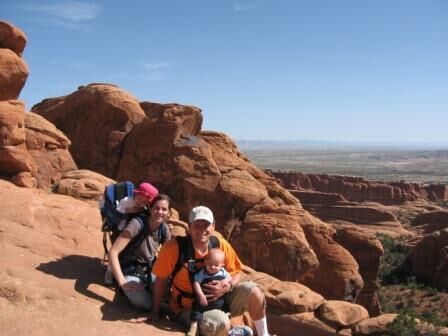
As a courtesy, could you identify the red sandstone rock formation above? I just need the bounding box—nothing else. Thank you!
[32,83,147,177]
[32,83,367,302]
[410,228,448,291]
[0,21,28,100]
[0,100,36,186]
[408,209,448,239]
[331,224,384,316]
[56,169,114,200]
[0,21,27,56]
[0,22,35,187]
[271,171,447,204]
[2,179,403,336]
[1,21,77,189]
[25,112,77,188]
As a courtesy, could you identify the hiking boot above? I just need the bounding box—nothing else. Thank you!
[104,268,114,285]
[228,325,253,336]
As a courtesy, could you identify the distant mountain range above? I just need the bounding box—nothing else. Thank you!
[236,140,448,151]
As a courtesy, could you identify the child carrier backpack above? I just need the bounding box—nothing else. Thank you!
[100,181,145,262]
[100,181,135,233]
[170,235,220,307]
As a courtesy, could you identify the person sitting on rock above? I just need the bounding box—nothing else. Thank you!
[150,205,272,336]
[108,194,172,310]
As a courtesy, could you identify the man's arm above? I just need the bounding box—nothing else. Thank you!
[150,276,168,320]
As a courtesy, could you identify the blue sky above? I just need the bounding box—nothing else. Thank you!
[2,0,448,145]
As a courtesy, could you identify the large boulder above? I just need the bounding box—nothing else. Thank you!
[0,49,28,101]
[56,169,114,200]
[25,112,77,189]
[0,21,27,56]
[317,300,369,328]
[331,224,384,316]
[31,83,147,177]
[0,100,36,186]
[410,228,448,290]
[352,313,398,336]
[300,216,365,302]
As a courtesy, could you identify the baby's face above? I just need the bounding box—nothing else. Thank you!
[134,194,151,207]
[204,255,224,274]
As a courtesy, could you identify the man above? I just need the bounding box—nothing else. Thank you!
[150,206,272,336]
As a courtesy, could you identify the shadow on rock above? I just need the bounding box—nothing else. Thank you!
[36,254,183,332]
[36,254,137,321]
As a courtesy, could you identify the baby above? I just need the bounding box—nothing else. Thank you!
[115,182,158,230]
[187,248,232,336]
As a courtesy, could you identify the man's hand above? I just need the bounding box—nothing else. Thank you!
[202,280,229,302]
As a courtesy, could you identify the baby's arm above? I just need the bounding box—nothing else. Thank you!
[193,280,208,306]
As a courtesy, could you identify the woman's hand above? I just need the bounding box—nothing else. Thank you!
[121,280,144,292]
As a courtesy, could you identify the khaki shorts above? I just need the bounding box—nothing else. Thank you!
[225,280,262,316]
[172,281,262,330]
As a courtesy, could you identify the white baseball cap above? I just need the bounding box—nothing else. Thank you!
[189,206,214,224]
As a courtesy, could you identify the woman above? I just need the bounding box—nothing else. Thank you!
[108,194,172,310]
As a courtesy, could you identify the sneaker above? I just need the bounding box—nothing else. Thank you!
[229,325,253,336]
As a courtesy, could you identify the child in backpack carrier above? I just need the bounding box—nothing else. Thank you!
[187,248,232,336]
[104,182,159,285]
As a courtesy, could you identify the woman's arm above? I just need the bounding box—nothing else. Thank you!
[107,230,132,287]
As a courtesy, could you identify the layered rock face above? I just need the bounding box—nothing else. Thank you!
[271,171,447,204]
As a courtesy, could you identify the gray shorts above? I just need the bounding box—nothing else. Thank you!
[122,275,152,311]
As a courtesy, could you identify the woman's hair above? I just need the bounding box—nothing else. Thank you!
[150,193,172,209]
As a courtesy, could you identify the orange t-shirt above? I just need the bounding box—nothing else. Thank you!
[152,236,243,312]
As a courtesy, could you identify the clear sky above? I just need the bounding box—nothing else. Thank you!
[2,0,448,145]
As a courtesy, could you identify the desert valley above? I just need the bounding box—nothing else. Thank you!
[1,20,447,336]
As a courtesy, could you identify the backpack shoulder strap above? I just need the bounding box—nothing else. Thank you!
[170,235,223,307]
[157,223,168,245]
[172,235,192,280]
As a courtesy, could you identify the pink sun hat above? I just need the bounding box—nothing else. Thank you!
[133,182,158,201]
